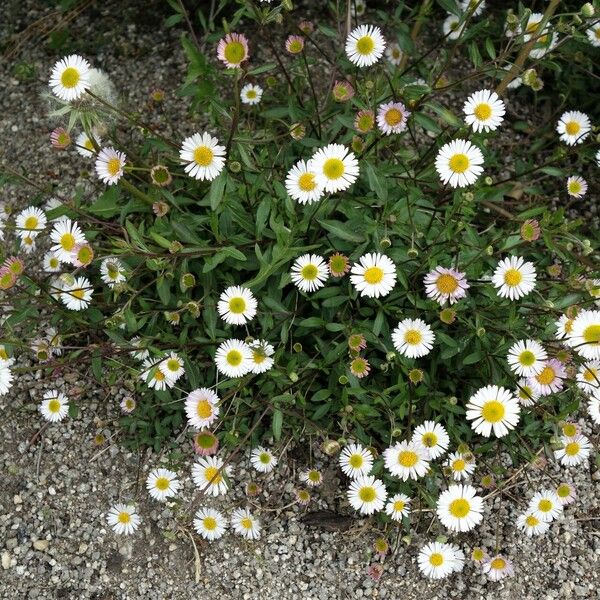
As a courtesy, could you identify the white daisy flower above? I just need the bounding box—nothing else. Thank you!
[463,89,505,132]
[50,218,86,263]
[465,385,520,438]
[0,362,14,396]
[556,482,577,506]
[418,541,465,579]
[217,285,257,325]
[347,475,387,515]
[377,101,410,135]
[350,252,396,298]
[129,336,150,361]
[299,469,323,487]
[159,352,185,382]
[231,508,261,540]
[60,276,93,311]
[345,24,386,67]
[240,83,263,105]
[309,144,359,193]
[185,387,220,429]
[100,258,126,288]
[482,555,514,581]
[192,456,231,496]
[567,309,600,360]
[577,362,600,395]
[146,468,180,502]
[180,132,226,181]
[411,421,449,459]
[39,390,69,422]
[383,440,430,481]
[385,42,403,66]
[15,207,47,240]
[554,434,592,467]
[423,266,469,305]
[106,503,140,535]
[566,175,587,198]
[445,452,476,481]
[556,111,591,145]
[436,484,484,532]
[140,358,173,391]
[250,446,278,473]
[385,493,411,521]
[95,147,126,185]
[435,139,484,188]
[528,359,566,396]
[506,339,547,376]
[49,54,91,101]
[214,339,253,378]
[515,379,540,407]
[587,23,600,47]
[339,443,374,478]
[516,512,550,537]
[75,131,100,157]
[460,0,485,16]
[392,318,435,358]
[555,314,574,340]
[491,255,536,300]
[248,339,275,374]
[194,508,227,541]
[528,489,563,522]
[290,254,328,293]
[285,160,324,205]
[443,15,465,40]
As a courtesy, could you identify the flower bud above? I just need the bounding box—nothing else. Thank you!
[582,3,594,17]
[321,438,340,456]
[169,241,183,254]
[339,375,349,385]
[180,273,196,291]
[407,247,419,258]
[229,160,241,173]
[380,237,391,249]
[293,342,303,352]
[289,371,299,382]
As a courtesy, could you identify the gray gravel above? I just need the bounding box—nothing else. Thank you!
[1,2,599,599]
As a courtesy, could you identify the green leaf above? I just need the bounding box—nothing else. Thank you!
[88,187,121,218]
[317,219,364,243]
[272,409,283,441]
[209,174,227,211]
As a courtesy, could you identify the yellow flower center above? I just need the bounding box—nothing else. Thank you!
[453,458,466,471]
[363,266,384,284]
[77,246,93,265]
[84,138,94,151]
[322,158,345,180]
[203,517,217,530]
[246,90,257,99]
[223,41,245,64]
[349,454,364,468]
[481,400,505,423]
[393,500,405,512]
[565,120,581,136]
[384,108,403,126]
[106,157,122,177]
[72,288,85,300]
[300,264,318,280]
[259,452,271,464]
[60,67,80,88]
[228,297,246,314]
[226,350,242,366]
[48,399,61,413]
[60,233,76,251]
[398,450,418,467]
[449,153,470,173]
[525,515,539,527]
[568,181,582,194]
[583,324,600,345]
[519,350,536,366]
[557,485,570,498]
[449,498,470,518]
[118,512,131,524]
[167,358,180,372]
[356,35,375,55]
[490,557,506,570]
[583,366,597,382]
[358,486,376,502]
[240,517,253,529]
[503,268,523,287]
[24,216,39,230]
[429,553,444,567]
[404,330,422,345]
[204,466,222,485]
[538,499,552,512]
[436,273,458,294]
[562,423,577,437]
[421,432,438,448]
[535,366,555,386]
[155,477,170,491]
[193,146,214,167]
[473,103,492,121]
[298,172,317,192]
[154,370,166,381]
[564,441,580,456]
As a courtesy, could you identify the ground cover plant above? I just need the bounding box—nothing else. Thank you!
[1,0,599,583]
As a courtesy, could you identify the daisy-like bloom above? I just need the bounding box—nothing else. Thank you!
[50,127,71,149]
[392,318,435,359]
[146,468,181,502]
[140,358,172,391]
[516,511,550,537]
[339,443,374,478]
[529,489,563,522]
[436,484,484,532]
[465,385,520,438]
[385,42,403,66]
[159,352,185,382]
[249,340,275,374]
[39,390,69,422]
[445,452,476,481]
[377,101,410,135]
[353,0,366,16]
[19,235,36,254]
[296,488,311,505]
[329,253,350,277]
[424,267,469,306]
[418,541,465,580]
[347,475,387,515]
[556,482,576,506]
[435,139,484,188]
[471,547,489,565]
[50,218,86,263]
[0,362,13,396]
[193,430,219,456]
[0,267,16,290]
[217,32,249,68]
[290,253,328,292]
[285,160,323,205]
[443,15,465,40]
[491,255,536,301]
[515,379,540,407]
[332,80,355,102]
[285,34,304,54]
[217,285,257,325]
[354,109,375,133]
[348,333,366,352]
[587,23,600,47]
[194,508,227,541]
[555,314,574,341]
[299,469,322,487]
[383,440,430,481]
[556,111,591,146]
[95,147,126,185]
[460,0,485,16]
[345,24,385,67]
[482,555,514,581]
[250,446,278,473]
[554,434,592,467]
[71,243,94,267]
[120,396,136,414]
[106,504,141,535]
[75,131,100,157]
[231,508,261,540]
[100,258,126,288]
[350,253,396,298]
[49,54,90,101]
[412,421,449,459]
[15,207,47,240]
[185,387,220,429]
[566,175,587,198]
[240,83,263,105]
[309,144,359,194]
[180,132,226,181]
[350,356,370,378]
[129,336,150,361]
[567,310,600,360]
[561,421,580,438]
[61,276,93,311]
[214,339,253,378]
[528,359,566,396]
[463,89,505,133]
[385,493,411,521]
[507,339,547,377]
[577,362,600,395]
[192,456,231,496]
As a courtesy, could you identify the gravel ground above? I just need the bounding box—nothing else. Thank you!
[1,2,599,599]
